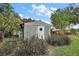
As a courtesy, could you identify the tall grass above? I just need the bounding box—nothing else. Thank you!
[0,37,48,56]
[48,35,79,56]
[46,35,71,46]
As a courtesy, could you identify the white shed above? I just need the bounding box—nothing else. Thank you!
[24,21,51,40]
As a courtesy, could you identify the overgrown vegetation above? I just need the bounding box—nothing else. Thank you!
[0,31,3,42]
[0,3,23,39]
[0,37,48,56]
[0,3,79,56]
[46,35,71,46]
[70,29,77,35]
[48,35,79,56]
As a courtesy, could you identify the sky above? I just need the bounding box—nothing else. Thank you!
[11,3,69,24]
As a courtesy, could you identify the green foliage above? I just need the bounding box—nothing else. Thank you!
[48,35,79,56]
[70,29,77,35]
[5,13,22,31]
[0,31,3,42]
[0,3,22,34]
[51,9,74,29]
[0,13,6,31]
[70,4,79,24]
[46,35,71,46]
[0,3,13,16]
[0,12,22,32]
[0,37,48,56]
[22,18,35,23]
[51,3,79,29]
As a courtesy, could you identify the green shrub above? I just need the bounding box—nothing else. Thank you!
[46,35,71,46]
[4,31,12,38]
[70,29,77,35]
[0,37,48,56]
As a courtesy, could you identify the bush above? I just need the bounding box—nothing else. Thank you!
[0,37,48,56]
[70,29,77,35]
[46,35,71,46]
[64,30,72,35]
[26,36,48,56]
[4,31,12,38]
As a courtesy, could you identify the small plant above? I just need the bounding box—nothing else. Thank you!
[46,35,71,46]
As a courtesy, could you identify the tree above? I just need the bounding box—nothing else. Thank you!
[22,18,35,23]
[51,3,79,29]
[0,13,6,31]
[0,3,22,31]
[65,3,79,24]
[51,9,74,29]
[0,3,22,37]
[0,3,13,16]
[5,13,22,32]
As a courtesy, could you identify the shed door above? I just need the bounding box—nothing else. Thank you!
[37,26,45,39]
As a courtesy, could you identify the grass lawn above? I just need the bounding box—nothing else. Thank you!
[48,35,79,56]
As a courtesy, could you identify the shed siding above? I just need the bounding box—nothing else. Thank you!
[24,21,51,40]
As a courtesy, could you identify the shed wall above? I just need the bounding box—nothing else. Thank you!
[24,21,50,40]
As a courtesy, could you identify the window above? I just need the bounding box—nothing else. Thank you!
[40,28,42,31]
